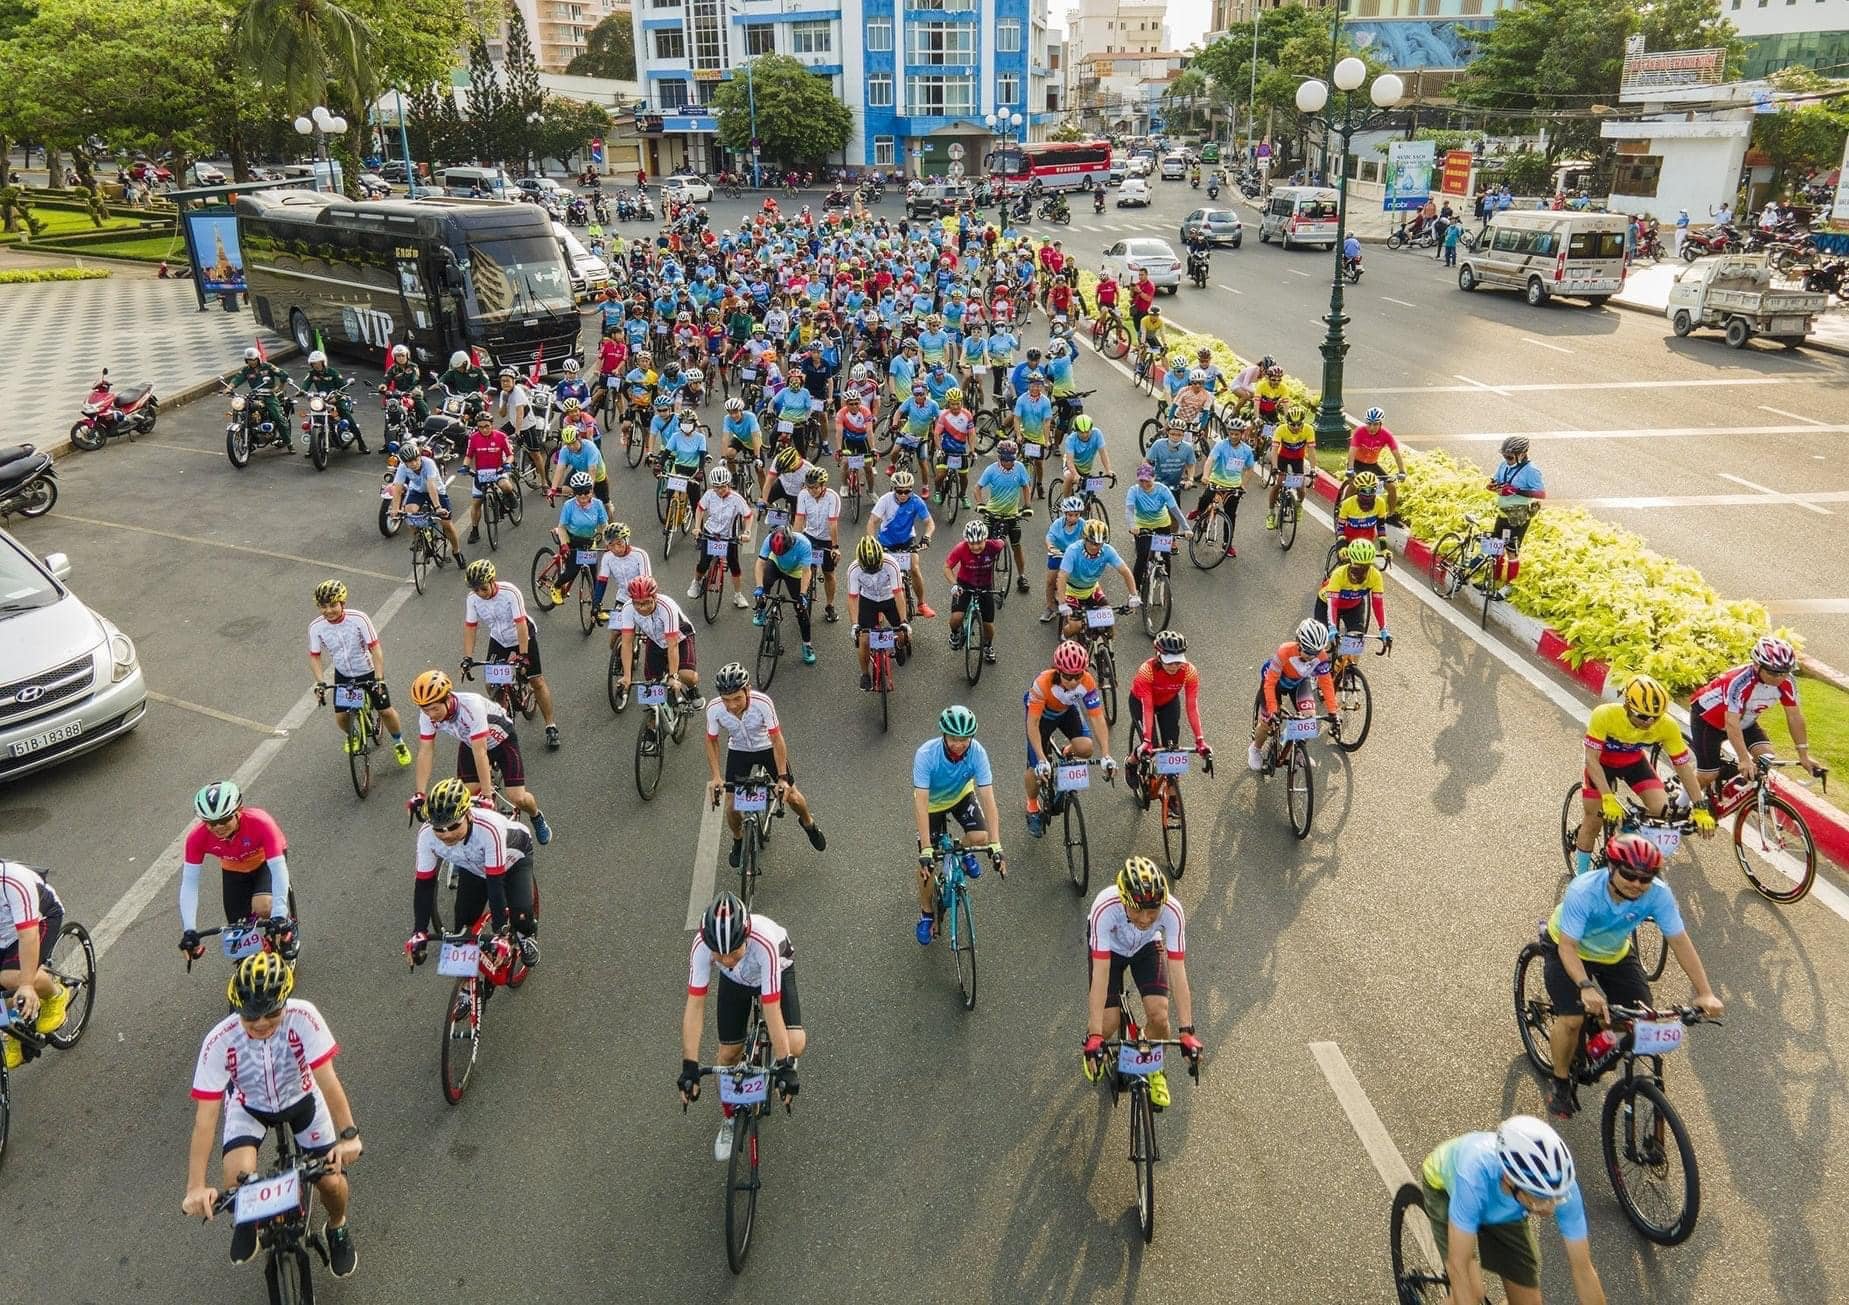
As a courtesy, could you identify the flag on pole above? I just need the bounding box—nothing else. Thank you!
[313,328,326,356]
[252,337,268,363]
[469,345,484,369]
[383,334,393,368]
[528,345,544,387]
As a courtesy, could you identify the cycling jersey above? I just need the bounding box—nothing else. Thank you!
[870,491,931,549]
[759,531,814,577]
[1059,540,1124,596]
[418,691,512,751]
[688,915,792,1003]
[1026,668,1103,719]
[836,405,874,441]
[1130,659,1203,742]
[414,808,532,883]
[1045,515,1086,557]
[1144,439,1197,489]
[1013,392,1052,438]
[1583,702,1691,770]
[847,559,904,603]
[614,596,693,649]
[1350,424,1398,465]
[936,408,974,453]
[1204,439,1256,487]
[946,538,1004,590]
[1274,422,1312,455]
[912,737,994,813]
[697,489,753,538]
[723,413,762,447]
[192,999,337,1117]
[1262,642,1338,717]
[464,582,531,647]
[707,690,781,753]
[1125,482,1182,532]
[661,427,707,467]
[976,462,1032,516]
[794,489,840,542]
[1087,885,1186,960]
[1318,563,1386,627]
[1693,665,1797,730]
[1547,862,1686,965]
[596,547,651,597]
[1422,1132,1588,1242]
[465,429,513,473]
[1252,378,1289,416]
[307,610,381,678]
[183,808,287,876]
[557,496,609,539]
[898,398,938,436]
[0,860,55,953]
[556,440,607,482]
[1063,429,1104,471]
[1334,493,1383,539]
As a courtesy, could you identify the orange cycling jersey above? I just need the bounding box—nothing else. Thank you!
[1129,658,1204,743]
[837,405,874,437]
[1261,643,1338,718]
[936,409,974,447]
[1026,667,1104,719]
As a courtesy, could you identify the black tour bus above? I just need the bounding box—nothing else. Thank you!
[237,190,582,376]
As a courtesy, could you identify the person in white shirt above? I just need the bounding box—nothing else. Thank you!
[613,575,702,707]
[704,663,826,869]
[306,579,411,766]
[793,466,842,623]
[686,464,755,610]
[461,560,560,749]
[594,522,652,633]
[0,858,68,1064]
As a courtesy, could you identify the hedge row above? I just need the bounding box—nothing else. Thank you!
[0,266,112,284]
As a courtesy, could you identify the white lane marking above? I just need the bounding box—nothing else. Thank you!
[90,582,419,959]
[1215,283,1245,295]
[1763,598,1849,614]
[1757,404,1825,426]
[1453,374,1510,397]
[1361,377,1835,395]
[1310,1042,1440,1268]
[1569,491,1849,510]
[145,691,285,736]
[1718,471,1833,516]
[1420,423,1849,443]
[1381,296,1418,308]
[1287,268,1313,278]
[686,794,727,929]
[56,514,408,583]
[1520,336,1574,355]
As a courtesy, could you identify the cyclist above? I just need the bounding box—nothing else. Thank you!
[546,469,610,616]
[1124,461,1185,594]
[760,443,810,524]
[657,410,708,511]
[1229,353,1275,409]
[847,536,911,689]
[793,466,842,624]
[911,705,1006,944]
[1541,832,1723,1121]
[182,954,362,1276]
[463,559,561,750]
[1082,858,1200,1111]
[1023,641,1115,836]
[933,387,976,509]
[1249,619,1341,771]
[1342,406,1406,522]
[386,437,466,568]
[408,669,553,844]
[704,663,827,867]
[1040,495,1088,624]
[1486,435,1545,600]
[594,522,651,631]
[1572,674,1714,876]
[613,574,703,709]
[686,464,755,612]
[834,389,876,493]
[1010,371,1054,499]
[721,396,763,481]
[973,440,1033,594]
[1,858,70,1065]
[1060,413,1114,504]
[1265,405,1313,531]
[1332,470,1387,559]
[1250,361,1289,432]
[1690,635,1825,795]
[890,383,939,478]
[1419,1116,1605,1305]
[1167,374,1213,444]
[1134,307,1166,370]
[462,410,517,546]
[1192,420,1258,557]
[677,892,805,1161]
[867,468,938,619]
[751,527,818,667]
[1314,538,1392,650]
[942,518,1005,663]
[178,782,295,964]
[404,775,540,973]
[1126,630,1210,791]
[307,579,411,766]
[1058,519,1140,640]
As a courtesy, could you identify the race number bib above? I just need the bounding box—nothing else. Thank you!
[666,476,688,493]
[891,551,912,572]
[1148,534,1174,554]
[1153,750,1189,776]
[331,684,368,710]
[1117,1043,1164,1076]
[437,941,481,977]
[765,508,789,530]
[867,628,897,651]
[637,683,668,707]
[1055,762,1090,792]
[719,1070,770,1106]
[1085,605,1115,630]
[705,538,731,558]
[1338,634,1365,658]
[945,455,963,470]
[1639,826,1682,858]
[233,1170,302,1225]
[575,550,599,566]
[1478,536,1506,558]
[733,785,770,814]
[846,456,865,470]
[1085,476,1110,494]
[1631,1019,1685,1056]
[777,420,794,434]
[475,468,502,486]
[1281,716,1320,742]
[1282,473,1306,490]
[220,926,264,960]
[483,662,516,686]
[741,368,758,381]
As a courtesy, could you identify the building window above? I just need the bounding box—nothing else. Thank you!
[653,28,686,59]
[867,19,893,50]
[867,73,895,107]
[744,23,775,55]
[791,19,832,54]
[998,20,1022,52]
[873,135,896,166]
[659,79,690,109]
[908,0,972,10]
[650,0,676,7]
[689,0,723,71]
[906,73,975,115]
[998,73,1019,104]
[908,20,976,64]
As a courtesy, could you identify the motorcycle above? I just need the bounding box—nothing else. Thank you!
[1802,258,1846,302]
[69,368,159,450]
[1186,248,1210,289]
[1189,174,1200,190]
[301,380,362,471]
[1093,189,1107,214]
[615,193,636,222]
[222,383,296,469]
[566,196,589,225]
[1039,196,1070,225]
[590,193,609,224]
[635,190,655,222]
[1681,223,1740,261]
[1206,182,1220,201]
[1633,222,1664,262]
[0,443,58,520]
[379,383,421,448]
[1343,254,1364,285]
[825,188,850,210]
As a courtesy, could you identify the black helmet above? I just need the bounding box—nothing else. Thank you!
[700,892,750,954]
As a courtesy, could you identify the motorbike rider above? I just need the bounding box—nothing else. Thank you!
[1093,178,1107,213]
[1207,168,1225,198]
[382,344,428,426]
[300,350,367,452]
[1343,233,1363,277]
[439,349,492,397]
[231,347,295,447]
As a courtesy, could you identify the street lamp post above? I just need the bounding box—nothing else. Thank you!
[1293,58,1402,451]
[982,107,1023,219]
[292,106,349,193]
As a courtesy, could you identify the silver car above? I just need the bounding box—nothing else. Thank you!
[1102,237,1182,293]
[0,530,146,781]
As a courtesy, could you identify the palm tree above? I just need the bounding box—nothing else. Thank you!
[229,0,377,113]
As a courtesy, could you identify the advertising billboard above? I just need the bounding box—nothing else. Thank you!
[1383,140,1435,211]
[184,209,245,296]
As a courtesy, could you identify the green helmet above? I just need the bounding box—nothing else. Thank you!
[194,780,243,823]
[938,705,978,738]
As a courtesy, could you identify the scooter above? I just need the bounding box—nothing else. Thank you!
[1206,182,1220,200]
[0,443,58,520]
[1093,189,1107,215]
[69,369,159,450]
[1344,254,1364,285]
[1680,223,1740,261]
[566,196,589,225]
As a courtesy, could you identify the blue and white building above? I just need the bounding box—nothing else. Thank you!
[631,0,1058,178]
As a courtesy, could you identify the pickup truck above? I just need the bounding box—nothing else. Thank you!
[1666,254,1828,349]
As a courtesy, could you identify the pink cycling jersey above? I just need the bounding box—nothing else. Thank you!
[183,808,287,875]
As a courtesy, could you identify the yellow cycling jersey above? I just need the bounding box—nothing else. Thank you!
[1584,702,1691,767]
[1275,421,1312,453]
[1335,493,1382,535]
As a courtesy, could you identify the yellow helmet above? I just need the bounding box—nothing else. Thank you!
[465,559,496,588]
[856,536,885,570]
[1344,538,1378,567]
[1621,674,1670,720]
[944,387,964,406]
[1351,471,1379,495]
[774,445,802,471]
[1082,519,1109,544]
[313,579,347,606]
[1116,856,1168,910]
[227,951,295,1018]
[410,669,453,708]
[426,776,473,825]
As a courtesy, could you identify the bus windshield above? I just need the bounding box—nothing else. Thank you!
[466,235,574,322]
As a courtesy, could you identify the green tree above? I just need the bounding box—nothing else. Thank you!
[707,54,852,168]
[566,11,634,80]
[1049,120,1087,142]
[464,33,505,164]
[530,96,612,173]
[503,6,544,173]
[228,0,378,195]
[1751,69,1849,196]
[1191,5,1382,167]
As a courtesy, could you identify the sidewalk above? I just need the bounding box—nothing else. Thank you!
[1612,259,1849,357]
[0,247,289,452]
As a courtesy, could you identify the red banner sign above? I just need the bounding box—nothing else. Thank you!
[1440,149,1473,198]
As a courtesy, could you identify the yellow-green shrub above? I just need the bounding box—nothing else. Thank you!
[0,266,110,284]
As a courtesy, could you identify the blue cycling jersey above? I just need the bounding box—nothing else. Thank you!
[1145,439,1198,487]
[912,737,994,813]
[1423,1132,1588,1242]
[874,493,932,549]
[557,496,609,539]
[1060,540,1124,592]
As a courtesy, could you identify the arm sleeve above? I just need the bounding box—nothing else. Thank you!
[1183,669,1205,742]
[1262,661,1283,716]
[265,855,290,919]
[179,861,202,932]
[412,875,438,936]
[1371,592,1387,629]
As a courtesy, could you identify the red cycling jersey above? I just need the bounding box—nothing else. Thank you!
[1130,658,1205,744]
[1350,424,1399,465]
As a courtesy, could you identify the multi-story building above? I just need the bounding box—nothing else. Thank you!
[485,0,631,72]
[1723,0,1849,78]
[630,0,1057,179]
[1074,49,1187,134]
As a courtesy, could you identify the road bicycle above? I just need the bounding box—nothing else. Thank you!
[1066,601,1133,726]
[530,540,601,636]
[1188,486,1242,571]
[399,510,453,594]
[1250,698,1333,840]
[459,656,537,723]
[315,679,382,798]
[686,1000,786,1273]
[1088,989,1200,1245]
[1272,471,1306,552]
[1035,751,1111,895]
[187,911,303,982]
[1702,753,1826,904]
[655,462,699,559]
[423,905,537,1106]
[1135,529,1175,637]
[1328,629,1390,754]
[1428,512,1512,629]
[753,589,808,691]
[977,508,1027,610]
[838,449,870,524]
[1125,730,1213,878]
[0,900,97,1169]
[1388,1182,1486,1304]
[952,571,1008,687]
[1090,311,1130,359]
[634,675,698,799]
[1131,344,1161,395]
[1512,959,1716,1246]
[716,768,786,908]
[924,835,999,1011]
[208,1136,339,1304]
[696,530,740,625]
[863,622,905,733]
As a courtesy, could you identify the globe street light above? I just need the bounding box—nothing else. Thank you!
[983,108,1024,217]
[293,106,348,192]
[1294,62,1402,450]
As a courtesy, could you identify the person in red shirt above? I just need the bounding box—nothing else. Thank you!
[1341,406,1407,522]
[463,411,517,545]
[636,166,647,188]
[942,518,1006,662]
[1095,271,1120,317]
[1126,631,1212,798]
[590,334,626,419]
[1131,270,1157,333]
[1046,277,1075,322]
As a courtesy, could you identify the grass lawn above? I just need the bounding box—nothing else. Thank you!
[0,207,142,244]
[38,230,185,263]
[1759,673,1849,791]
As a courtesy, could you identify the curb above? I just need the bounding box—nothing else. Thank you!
[45,343,301,463]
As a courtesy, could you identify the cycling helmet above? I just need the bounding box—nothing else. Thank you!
[562,359,580,375]
[1197,347,1214,361]
[608,522,633,545]
[1116,856,1168,910]
[1264,364,1282,380]
[1621,674,1670,720]
[1053,641,1090,676]
[562,398,582,414]
[678,410,698,427]
[996,440,1019,460]
[398,438,421,460]
[1153,630,1187,657]
[410,669,453,707]
[1026,371,1047,385]
[804,465,827,486]
[560,423,582,443]
[1072,415,1094,434]
[627,575,658,602]
[1364,406,1385,424]
[708,464,733,487]
[227,951,295,1020]
[856,537,885,569]
[890,470,916,491]
[313,579,348,606]
[1082,519,1109,544]
[851,363,870,381]
[1283,406,1307,426]
[1048,340,1067,358]
[568,470,594,493]
[244,347,261,362]
[938,704,978,738]
[1295,618,1332,655]
[713,662,750,695]
[1495,1115,1576,1200]
[1259,354,1276,370]
[1344,538,1378,567]
[944,388,964,406]
[1170,352,1190,370]
[962,519,989,546]
[663,362,682,378]
[768,527,795,556]
[1059,496,1085,515]
[1188,368,1208,384]
[425,776,473,826]
[1604,832,1664,876]
[726,397,745,413]
[701,891,751,955]
[465,559,497,588]
[194,780,242,824]
[1352,471,1380,495]
[775,446,802,471]
[1025,348,1043,361]
[307,350,327,367]
[1750,635,1796,673]
[652,394,674,413]
[1500,435,1530,462]
[686,368,704,384]
[450,351,469,369]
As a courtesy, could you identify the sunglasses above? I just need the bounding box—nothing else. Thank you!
[432,818,468,835]
[1613,865,1658,885]
[1626,710,1661,726]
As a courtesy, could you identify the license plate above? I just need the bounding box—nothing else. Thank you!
[946,455,963,469]
[1117,1043,1163,1076]
[1055,761,1090,792]
[1281,717,1319,742]
[332,684,368,710]
[1338,634,1365,657]
[234,1169,302,1225]
[1282,473,1305,490]
[1478,537,1506,558]
[1771,317,1805,335]
[867,628,897,651]
[437,941,480,977]
[667,476,688,493]
[1085,476,1109,494]
[705,538,730,558]
[733,785,770,813]
[847,456,865,470]
[1085,605,1114,629]
[891,551,912,572]
[483,662,515,686]
[719,1070,770,1106]
[1631,1018,1685,1056]
[766,508,789,530]
[1153,750,1189,776]
[1149,534,1173,554]
[777,420,794,433]
[575,549,599,566]
[1640,826,1682,857]
[1024,442,1043,459]
[637,683,668,707]
[220,926,263,959]
[10,720,80,757]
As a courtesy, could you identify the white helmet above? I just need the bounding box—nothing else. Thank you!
[450,351,469,369]
[962,519,989,546]
[243,347,260,362]
[1294,618,1331,654]
[392,344,409,362]
[1495,1115,1576,1200]
[307,350,327,366]
[562,358,580,374]
[725,397,744,413]
[1188,367,1208,383]
[708,464,732,487]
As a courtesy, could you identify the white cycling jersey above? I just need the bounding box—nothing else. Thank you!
[1087,886,1187,960]
[847,559,904,603]
[418,691,512,750]
[707,690,780,753]
[464,581,530,647]
[596,547,652,598]
[191,998,337,1116]
[414,808,532,882]
[0,859,53,952]
[687,916,792,1003]
[307,610,381,678]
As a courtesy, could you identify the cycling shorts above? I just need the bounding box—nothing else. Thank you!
[1691,715,1766,772]
[716,965,802,1043]
[223,1088,336,1159]
[456,734,526,789]
[1581,757,1662,801]
[1028,705,1090,766]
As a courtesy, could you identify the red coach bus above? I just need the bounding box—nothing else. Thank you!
[985,139,1112,193]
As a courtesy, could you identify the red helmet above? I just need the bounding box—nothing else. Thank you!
[1052,641,1090,676]
[769,527,794,557]
[627,576,659,602]
[1604,833,1664,876]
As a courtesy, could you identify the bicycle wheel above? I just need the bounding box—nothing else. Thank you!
[1188,508,1230,570]
[974,411,1000,456]
[1097,647,1118,726]
[1084,493,1109,530]
[504,480,524,527]
[755,609,782,691]
[1285,740,1314,839]
[606,649,626,715]
[1065,791,1087,894]
[962,601,983,687]
[1733,793,1817,904]
[1132,1083,1157,1243]
[877,656,891,734]
[1335,665,1371,752]
[346,712,371,799]
[0,1063,10,1169]
[264,1244,314,1305]
[1429,531,1468,598]
[1102,322,1130,360]
[530,549,559,611]
[43,922,97,1048]
[410,535,430,594]
[1512,942,1558,1079]
[1160,783,1187,879]
[1602,1077,1700,1245]
[739,824,759,907]
[1633,921,1668,981]
[950,884,977,1011]
[440,976,479,1105]
[1559,781,1587,874]
[993,545,1013,610]
[625,424,645,468]
[1141,565,1170,638]
[577,570,597,636]
[702,568,724,625]
[1389,1182,1448,1304]
[724,1109,760,1273]
[1138,418,1162,455]
[483,493,501,552]
[635,714,664,800]
[941,477,962,527]
[655,476,671,525]
[1278,495,1299,551]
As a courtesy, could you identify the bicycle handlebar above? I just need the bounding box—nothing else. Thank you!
[210,1156,337,1216]
[1605,1003,1720,1029]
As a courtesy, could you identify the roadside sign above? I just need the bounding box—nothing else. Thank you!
[948,143,965,161]
[947,162,965,178]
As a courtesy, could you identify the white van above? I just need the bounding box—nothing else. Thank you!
[1456,210,1628,307]
[1257,186,1341,250]
[553,221,609,301]
[442,166,513,198]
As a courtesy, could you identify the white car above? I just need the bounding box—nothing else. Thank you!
[1101,237,1181,293]
[1115,178,1151,208]
[1126,155,1154,179]
[662,174,714,203]
[1159,153,1189,181]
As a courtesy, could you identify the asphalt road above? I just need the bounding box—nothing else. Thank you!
[4,206,1849,1304]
